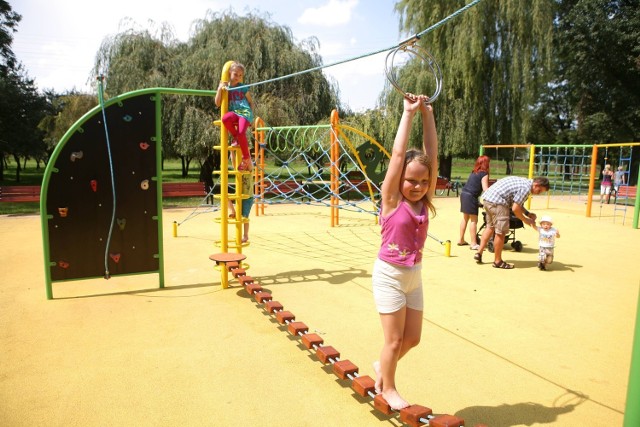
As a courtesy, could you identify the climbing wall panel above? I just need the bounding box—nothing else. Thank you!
[45,94,159,281]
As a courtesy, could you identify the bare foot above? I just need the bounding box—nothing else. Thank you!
[242,236,249,243]
[373,361,382,394]
[382,388,410,411]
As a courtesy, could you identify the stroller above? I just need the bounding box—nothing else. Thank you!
[476,210,525,253]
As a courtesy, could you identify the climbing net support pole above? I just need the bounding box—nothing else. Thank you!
[587,144,603,217]
[330,110,340,227]
[254,117,266,216]
[428,233,451,257]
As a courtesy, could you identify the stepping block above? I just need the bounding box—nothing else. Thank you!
[351,375,375,397]
[373,394,394,415]
[231,268,246,278]
[333,360,358,380]
[287,321,308,336]
[265,301,283,313]
[245,283,262,295]
[429,414,464,427]
[254,291,272,303]
[276,311,295,324]
[238,276,254,286]
[316,346,340,364]
[400,405,433,427]
[225,261,240,271]
[301,333,324,349]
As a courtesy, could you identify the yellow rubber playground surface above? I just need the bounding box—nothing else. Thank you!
[1,196,638,426]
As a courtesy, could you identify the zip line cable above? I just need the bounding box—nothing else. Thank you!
[228,0,483,94]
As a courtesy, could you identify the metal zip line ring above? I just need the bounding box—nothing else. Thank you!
[384,42,443,103]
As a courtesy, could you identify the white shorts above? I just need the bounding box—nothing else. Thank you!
[372,258,424,314]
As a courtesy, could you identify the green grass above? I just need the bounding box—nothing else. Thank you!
[0,202,41,216]
[0,158,202,186]
[0,161,48,186]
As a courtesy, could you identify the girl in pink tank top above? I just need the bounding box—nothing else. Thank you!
[372,94,438,411]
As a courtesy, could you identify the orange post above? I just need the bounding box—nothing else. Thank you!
[586,145,598,217]
[253,117,266,216]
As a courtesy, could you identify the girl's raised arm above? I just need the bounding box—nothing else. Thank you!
[380,95,424,216]
[420,101,438,200]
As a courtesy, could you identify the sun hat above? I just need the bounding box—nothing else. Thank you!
[540,215,553,224]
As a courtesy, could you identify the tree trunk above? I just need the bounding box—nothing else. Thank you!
[180,156,191,178]
[13,154,22,182]
[438,154,452,179]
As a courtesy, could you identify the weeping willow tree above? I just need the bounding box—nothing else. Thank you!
[388,0,555,176]
[38,92,97,153]
[185,10,340,125]
[92,10,341,176]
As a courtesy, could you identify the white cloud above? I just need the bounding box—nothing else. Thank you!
[327,52,388,80]
[13,0,400,110]
[298,0,359,26]
[317,40,347,57]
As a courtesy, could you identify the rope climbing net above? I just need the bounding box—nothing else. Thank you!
[176,117,389,226]
[255,121,387,217]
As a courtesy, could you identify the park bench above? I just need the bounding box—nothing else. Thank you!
[0,183,208,203]
[0,185,41,202]
[161,182,207,198]
[435,176,449,192]
[435,176,461,197]
[612,185,637,204]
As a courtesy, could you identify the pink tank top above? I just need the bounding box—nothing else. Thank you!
[377,199,429,266]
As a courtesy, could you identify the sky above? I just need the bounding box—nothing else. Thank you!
[11,0,405,112]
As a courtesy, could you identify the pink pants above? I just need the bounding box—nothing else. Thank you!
[222,112,251,159]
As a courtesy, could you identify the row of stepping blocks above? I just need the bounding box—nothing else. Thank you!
[221,259,484,427]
